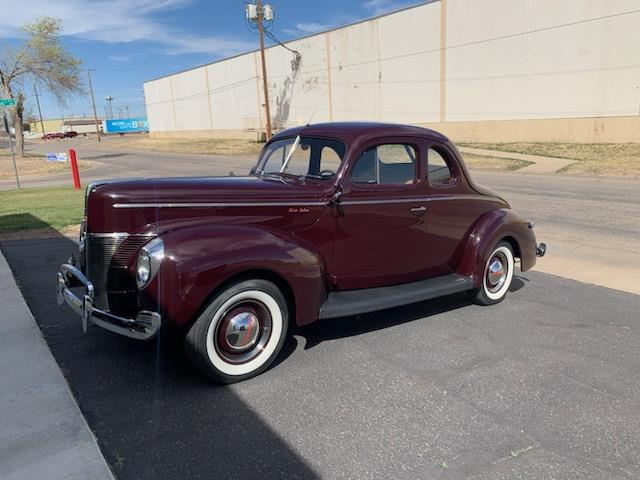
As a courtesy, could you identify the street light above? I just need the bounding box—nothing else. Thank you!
[105,95,114,118]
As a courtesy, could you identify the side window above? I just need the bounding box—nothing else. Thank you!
[319,146,341,174]
[285,142,311,176]
[428,147,454,186]
[351,144,417,185]
[264,141,311,176]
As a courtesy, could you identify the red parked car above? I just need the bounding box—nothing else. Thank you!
[42,132,64,140]
[56,122,545,383]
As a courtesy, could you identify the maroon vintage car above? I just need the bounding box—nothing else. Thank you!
[57,122,545,383]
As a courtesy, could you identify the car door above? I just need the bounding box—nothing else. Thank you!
[329,139,430,290]
[423,142,492,272]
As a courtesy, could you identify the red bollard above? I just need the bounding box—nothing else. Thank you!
[69,148,81,190]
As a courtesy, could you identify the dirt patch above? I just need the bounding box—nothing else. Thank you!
[0,223,80,241]
[460,143,640,177]
[104,137,263,156]
[0,150,93,179]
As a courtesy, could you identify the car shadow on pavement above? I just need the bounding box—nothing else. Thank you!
[298,292,474,350]
[299,275,530,349]
[0,223,319,480]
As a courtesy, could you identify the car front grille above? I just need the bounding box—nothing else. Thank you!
[86,235,127,310]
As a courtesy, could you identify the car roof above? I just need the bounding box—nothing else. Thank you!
[271,121,451,145]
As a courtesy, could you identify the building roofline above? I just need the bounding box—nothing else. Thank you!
[144,0,435,84]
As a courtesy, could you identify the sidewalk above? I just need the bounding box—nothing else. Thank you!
[531,237,640,296]
[459,146,577,174]
[0,250,113,480]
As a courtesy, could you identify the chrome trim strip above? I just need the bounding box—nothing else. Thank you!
[113,201,326,209]
[340,195,492,206]
[86,232,155,238]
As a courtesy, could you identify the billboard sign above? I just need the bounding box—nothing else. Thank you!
[103,118,149,133]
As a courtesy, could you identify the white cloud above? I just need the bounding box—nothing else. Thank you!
[295,22,333,34]
[363,0,411,15]
[282,2,421,38]
[0,0,254,56]
[282,22,334,37]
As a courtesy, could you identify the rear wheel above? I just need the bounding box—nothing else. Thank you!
[472,241,515,306]
[185,279,289,383]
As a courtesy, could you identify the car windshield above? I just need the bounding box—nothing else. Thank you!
[255,136,346,179]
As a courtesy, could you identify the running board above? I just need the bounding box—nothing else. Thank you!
[319,273,474,319]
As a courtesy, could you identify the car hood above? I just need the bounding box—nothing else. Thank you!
[85,175,329,234]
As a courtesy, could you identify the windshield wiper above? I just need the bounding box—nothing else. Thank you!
[279,135,301,173]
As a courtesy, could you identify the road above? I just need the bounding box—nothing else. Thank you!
[3,137,639,293]
[0,137,255,189]
[2,235,640,479]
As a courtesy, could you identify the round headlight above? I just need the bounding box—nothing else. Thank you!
[136,237,164,289]
[137,251,151,286]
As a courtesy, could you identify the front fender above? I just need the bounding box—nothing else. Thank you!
[456,209,537,287]
[142,225,327,328]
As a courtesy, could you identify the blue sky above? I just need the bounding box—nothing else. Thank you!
[0,0,425,121]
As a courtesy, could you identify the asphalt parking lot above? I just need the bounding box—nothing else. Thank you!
[2,233,640,480]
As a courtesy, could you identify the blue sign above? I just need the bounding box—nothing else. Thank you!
[46,152,68,162]
[103,118,149,133]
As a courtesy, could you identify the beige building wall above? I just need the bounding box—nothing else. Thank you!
[28,118,64,134]
[144,0,640,143]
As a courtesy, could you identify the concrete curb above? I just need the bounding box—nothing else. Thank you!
[0,249,114,480]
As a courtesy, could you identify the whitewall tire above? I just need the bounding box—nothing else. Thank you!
[473,241,515,306]
[185,279,289,383]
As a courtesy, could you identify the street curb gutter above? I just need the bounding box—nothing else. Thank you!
[0,249,114,480]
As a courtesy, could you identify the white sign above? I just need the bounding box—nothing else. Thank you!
[46,153,68,163]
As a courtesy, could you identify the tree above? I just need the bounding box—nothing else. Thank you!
[0,17,82,156]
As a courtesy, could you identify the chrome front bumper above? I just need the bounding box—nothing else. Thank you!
[56,263,161,340]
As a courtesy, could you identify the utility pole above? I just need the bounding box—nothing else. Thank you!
[2,112,20,189]
[247,0,273,140]
[87,69,101,142]
[33,84,46,135]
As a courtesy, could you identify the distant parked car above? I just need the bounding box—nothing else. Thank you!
[42,132,65,140]
[64,131,78,138]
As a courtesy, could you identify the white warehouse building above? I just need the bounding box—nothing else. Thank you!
[143,0,640,143]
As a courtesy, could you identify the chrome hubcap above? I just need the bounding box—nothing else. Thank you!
[215,301,272,365]
[486,252,508,293]
[224,312,260,352]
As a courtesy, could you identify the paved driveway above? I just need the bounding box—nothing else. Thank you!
[2,235,640,479]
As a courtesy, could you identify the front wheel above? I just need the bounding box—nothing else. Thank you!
[472,241,515,306]
[185,279,289,384]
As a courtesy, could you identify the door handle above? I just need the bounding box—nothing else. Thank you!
[410,206,427,216]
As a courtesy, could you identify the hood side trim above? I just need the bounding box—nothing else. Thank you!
[113,201,327,209]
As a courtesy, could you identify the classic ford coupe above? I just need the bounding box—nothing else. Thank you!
[57,122,545,383]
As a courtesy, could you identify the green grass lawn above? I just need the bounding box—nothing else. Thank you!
[0,186,84,232]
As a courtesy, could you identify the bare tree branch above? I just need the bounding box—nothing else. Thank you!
[0,16,83,156]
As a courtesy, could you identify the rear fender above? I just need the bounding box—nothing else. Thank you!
[141,225,327,328]
[455,209,537,287]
